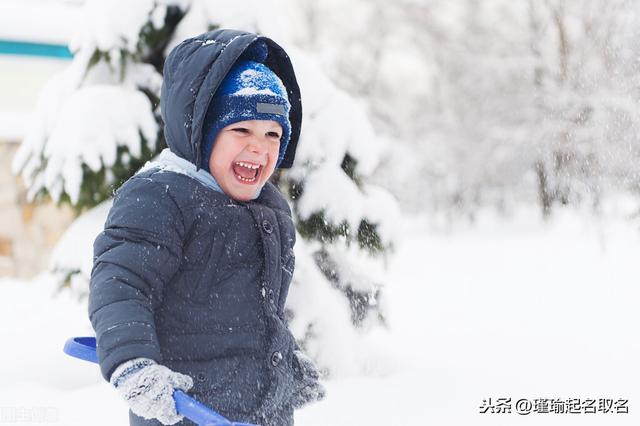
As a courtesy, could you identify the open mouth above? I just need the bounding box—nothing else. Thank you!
[232,161,262,184]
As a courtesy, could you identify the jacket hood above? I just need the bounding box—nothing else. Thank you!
[160,29,302,169]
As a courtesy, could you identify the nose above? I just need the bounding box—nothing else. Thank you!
[248,135,268,154]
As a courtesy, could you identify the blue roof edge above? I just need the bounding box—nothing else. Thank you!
[0,39,73,59]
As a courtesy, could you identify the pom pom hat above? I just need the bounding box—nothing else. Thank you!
[201,60,292,171]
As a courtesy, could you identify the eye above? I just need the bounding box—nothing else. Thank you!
[266,131,281,139]
[231,127,250,134]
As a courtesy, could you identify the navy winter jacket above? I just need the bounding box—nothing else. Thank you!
[89,29,306,425]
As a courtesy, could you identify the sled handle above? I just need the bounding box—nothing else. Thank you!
[63,337,257,426]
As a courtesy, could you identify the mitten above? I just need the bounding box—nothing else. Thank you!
[110,358,194,425]
[290,350,326,409]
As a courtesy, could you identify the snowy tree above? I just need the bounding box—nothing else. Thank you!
[11,0,187,209]
[422,0,640,216]
[15,0,399,376]
[525,0,640,215]
[295,0,640,217]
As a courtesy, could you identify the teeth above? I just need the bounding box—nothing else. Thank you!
[236,161,260,169]
[235,174,257,183]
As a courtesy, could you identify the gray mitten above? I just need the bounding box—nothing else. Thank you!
[110,358,193,425]
[290,350,326,409]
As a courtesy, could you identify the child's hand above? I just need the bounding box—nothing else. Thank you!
[290,350,326,408]
[110,358,193,425]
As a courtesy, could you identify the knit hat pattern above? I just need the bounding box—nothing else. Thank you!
[201,60,292,171]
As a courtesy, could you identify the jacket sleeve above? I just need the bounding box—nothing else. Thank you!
[88,176,185,381]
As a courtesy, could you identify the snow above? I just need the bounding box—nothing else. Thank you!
[295,163,400,248]
[11,30,161,204]
[50,200,112,294]
[9,34,160,204]
[0,274,128,424]
[29,85,158,204]
[170,0,297,48]
[296,163,364,229]
[359,184,401,247]
[83,60,163,95]
[285,51,397,241]
[0,0,81,45]
[3,209,639,425]
[6,2,640,423]
[70,0,156,53]
[0,112,32,143]
[234,88,279,97]
[150,5,168,31]
[164,0,209,53]
[137,149,188,177]
[11,48,93,198]
[322,242,388,293]
[287,237,387,377]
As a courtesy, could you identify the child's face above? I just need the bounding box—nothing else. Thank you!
[208,119,282,201]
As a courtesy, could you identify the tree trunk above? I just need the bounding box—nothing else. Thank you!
[536,160,553,217]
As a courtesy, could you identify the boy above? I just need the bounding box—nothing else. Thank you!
[89,29,324,426]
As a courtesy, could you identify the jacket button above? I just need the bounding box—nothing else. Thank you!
[262,220,273,234]
[271,351,283,367]
[196,372,206,382]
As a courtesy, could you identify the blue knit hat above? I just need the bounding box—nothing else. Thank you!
[201,59,291,171]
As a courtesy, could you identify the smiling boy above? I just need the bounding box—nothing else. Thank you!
[89,30,324,426]
[209,119,282,201]
[202,59,291,202]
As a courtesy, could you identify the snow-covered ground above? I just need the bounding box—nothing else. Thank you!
[1,208,639,425]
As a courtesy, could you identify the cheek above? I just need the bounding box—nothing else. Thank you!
[212,141,242,169]
[210,153,235,180]
[269,143,280,162]
[210,155,226,175]
[260,146,280,181]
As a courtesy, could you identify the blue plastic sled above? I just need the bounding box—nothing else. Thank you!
[63,337,257,426]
